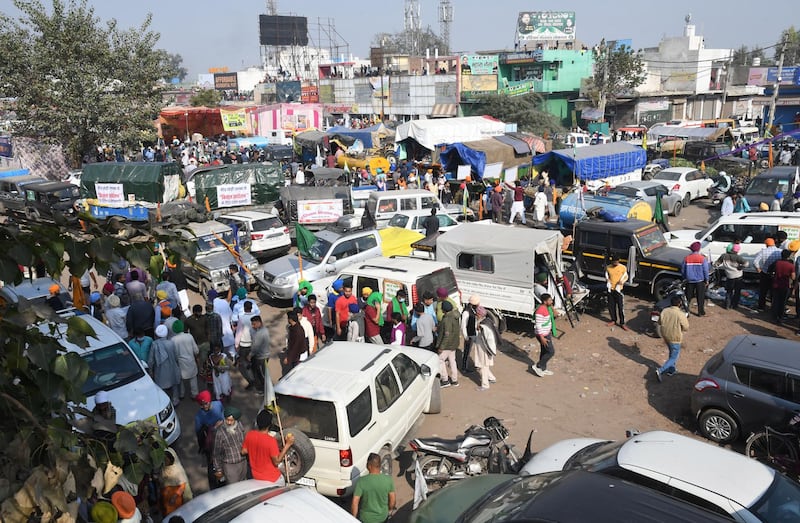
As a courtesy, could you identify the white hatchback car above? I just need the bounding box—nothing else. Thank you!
[652,167,713,206]
[387,210,459,234]
[164,480,358,522]
[218,210,291,260]
[275,341,441,497]
[520,430,800,522]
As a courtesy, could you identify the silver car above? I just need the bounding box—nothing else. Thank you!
[609,180,684,216]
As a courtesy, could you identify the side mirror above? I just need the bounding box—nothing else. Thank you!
[420,364,432,377]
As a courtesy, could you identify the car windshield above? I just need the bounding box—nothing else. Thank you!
[252,217,283,231]
[81,343,146,396]
[563,440,624,471]
[46,186,80,201]
[196,230,235,252]
[465,473,562,522]
[635,225,669,255]
[388,214,410,228]
[305,237,333,263]
[610,186,640,198]
[750,472,800,521]
[274,394,339,442]
[746,177,787,196]
[654,171,682,182]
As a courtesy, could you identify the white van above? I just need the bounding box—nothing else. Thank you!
[274,342,441,497]
[667,212,800,271]
[367,189,471,229]
[45,315,181,444]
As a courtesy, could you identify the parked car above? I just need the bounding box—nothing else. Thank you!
[692,334,800,444]
[0,174,47,216]
[217,210,291,261]
[274,341,441,497]
[386,209,459,234]
[19,181,81,222]
[743,166,799,210]
[682,141,731,164]
[367,189,472,229]
[652,167,713,206]
[609,180,684,216]
[411,470,733,523]
[164,481,358,522]
[0,277,73,316]
[519,430,800,522]
[45,315,181,444]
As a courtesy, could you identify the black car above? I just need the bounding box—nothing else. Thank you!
[20,181,81,222]
[411,470,732,523]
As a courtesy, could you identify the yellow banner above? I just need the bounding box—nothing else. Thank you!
[220,108,248,132]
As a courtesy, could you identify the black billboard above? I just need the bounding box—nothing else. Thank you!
[214,73,239,91]
[259,15,309,46]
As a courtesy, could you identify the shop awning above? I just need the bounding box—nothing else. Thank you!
[430,104,458,118]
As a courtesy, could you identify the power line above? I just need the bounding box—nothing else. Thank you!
[642,42,780,65]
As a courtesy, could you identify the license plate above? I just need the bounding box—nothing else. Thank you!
[295,477,316,488]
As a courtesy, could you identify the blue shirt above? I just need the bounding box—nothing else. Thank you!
[194,400,224,434]
[128,336,153,362]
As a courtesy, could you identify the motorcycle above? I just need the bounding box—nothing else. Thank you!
[707,173,732,206]
[407,417,532,490]
[649,279,690,338]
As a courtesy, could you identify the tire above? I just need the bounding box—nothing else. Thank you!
[198,279,210,297]
[379,447,393,476]
[682,192,691,207]
[653,278,679,301]
[698,408,739,444]
[415,455,453,491]
[745,431,798,474]
[277,427,316,482]
[425,381,442,414]
[672,201,682,217]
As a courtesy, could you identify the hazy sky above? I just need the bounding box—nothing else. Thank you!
[0,0,794,77]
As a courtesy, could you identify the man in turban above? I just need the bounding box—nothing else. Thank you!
[212,406,247,486]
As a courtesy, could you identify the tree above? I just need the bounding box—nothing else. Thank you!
[0,217,195,521]
[777,26,800,67]
[473,92,565,137]
[588,40,646,122]
[164,52,188,82]
[732,44,773,66]
[190,88,222,107]
[0,0,173,167]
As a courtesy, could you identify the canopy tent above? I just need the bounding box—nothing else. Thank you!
[440,137,532,179]
[394,116,506,151]
[294,129,328,150]
[532,142,647,183]
[507,132,550,154]
[436,223,564,287]
[159,106,256,140]
[326,123,388,149]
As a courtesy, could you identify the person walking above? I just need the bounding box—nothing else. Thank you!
[605,255,629,330]
[460,295,482,373]
[148,325,181,406]
[410,302,435,351]
[171,320,200,400]
[351,453,396,523]
[533,186,547,224]
[302,294,327,350]
[655,295,689,382]
[284,310,307,373]
[363,291,384,344]
[754,238,781,310]
[435,300,460,387]
[531,294,557,377]
[472,310,499,390]
[682,241,710,316]
[423,207,440,237]
[242,410,295,485]
[489,184,504,223]
[211,406,248,485]
[770,249,795,324]
[507,180,527,225]
[335,284,358,341]
[713,243,748,309]
[249,315,271,394]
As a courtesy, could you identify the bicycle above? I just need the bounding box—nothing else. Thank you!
[744,415,800,479]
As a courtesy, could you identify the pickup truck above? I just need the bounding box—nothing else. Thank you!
[564,219,687,298]
[256,226,383,301]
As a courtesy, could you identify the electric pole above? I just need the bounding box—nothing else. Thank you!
[766,37,787,137]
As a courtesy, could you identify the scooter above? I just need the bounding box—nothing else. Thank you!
[649,279,690,338]
[408,417,532,490]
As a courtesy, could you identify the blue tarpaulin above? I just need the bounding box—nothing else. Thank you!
[0,168,30,179]
[532,142,646,181]
[440,143,489,178]
[326,124,387,149]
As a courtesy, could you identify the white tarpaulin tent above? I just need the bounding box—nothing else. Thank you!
[394,116,506,151]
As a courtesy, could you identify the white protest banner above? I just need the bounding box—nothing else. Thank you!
[504,166,518,183]
[456,165,471,180]
[216,183,252,208]
[483,162,504,180]
[95,183,125,204]
[298,199,344,224]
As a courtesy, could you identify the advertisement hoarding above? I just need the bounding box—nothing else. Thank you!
[460,55,499,76]
[214,72,239,91]
[298,199,344,224]
[516,11,576,42]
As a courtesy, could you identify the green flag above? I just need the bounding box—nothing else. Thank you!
[295,224,317,258]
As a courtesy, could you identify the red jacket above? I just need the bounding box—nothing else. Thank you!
[302,304,324,336]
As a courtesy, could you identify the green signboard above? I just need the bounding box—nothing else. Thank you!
[516,11,576,42]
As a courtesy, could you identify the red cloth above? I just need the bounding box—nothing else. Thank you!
[335,295,358,327]
[364,304,381,338]
[513,186,524,202]
[302,304,324,336]
[773,259,795,289]
[242,430,281,482]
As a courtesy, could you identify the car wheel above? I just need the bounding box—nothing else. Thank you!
[425,380,442,414]
[653,278,679,301]
[379,447,393,476]
[198,279,210,297]
[672,201,682,217]
[698,408,739,444]
[278,427,316,482]
[682,192,691,207]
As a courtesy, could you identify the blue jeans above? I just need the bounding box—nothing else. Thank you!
[659,342,681,374]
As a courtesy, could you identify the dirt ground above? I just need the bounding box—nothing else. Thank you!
[170,201,792,521]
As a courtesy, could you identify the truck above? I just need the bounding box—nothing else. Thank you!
[564,218,686,298]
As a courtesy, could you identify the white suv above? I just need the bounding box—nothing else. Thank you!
[218,210,291,260]
[520,430,800,522]
[274,341,441,497]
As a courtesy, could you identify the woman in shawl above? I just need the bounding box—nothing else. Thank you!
[161,448,192,515]
[471,307,499,391]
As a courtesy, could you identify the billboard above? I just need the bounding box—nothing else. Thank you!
[748,67,800,86]
[259,15,309,46]
[516,11,575,42]
[214,72,239,91]
[460,55,499,76]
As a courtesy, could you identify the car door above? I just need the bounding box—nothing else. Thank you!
[576,228,608,278]
[329,238,360,272]
[353,233,379,263]
[390,353,427,429]
[373,363,406,447]
[727,364,795,433]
